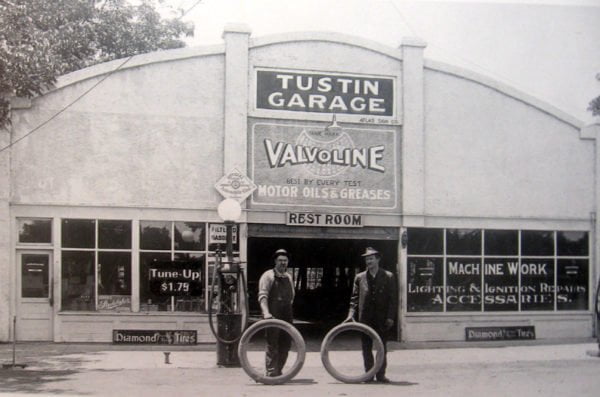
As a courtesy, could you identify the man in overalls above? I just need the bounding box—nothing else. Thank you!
[258,248,295,377]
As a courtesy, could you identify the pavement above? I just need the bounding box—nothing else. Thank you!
[0,338,599,396]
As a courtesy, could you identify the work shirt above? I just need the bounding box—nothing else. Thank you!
[258,269,295,304]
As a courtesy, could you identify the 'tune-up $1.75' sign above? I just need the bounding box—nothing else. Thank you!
[148,261,202,297]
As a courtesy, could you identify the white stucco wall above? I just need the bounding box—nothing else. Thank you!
[10,52,226,209]
[423,66,593,221]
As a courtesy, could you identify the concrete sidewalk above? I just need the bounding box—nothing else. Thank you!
[1,339,598,371]
[0,340,599,397]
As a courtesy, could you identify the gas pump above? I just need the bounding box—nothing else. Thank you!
[208,201,249,366]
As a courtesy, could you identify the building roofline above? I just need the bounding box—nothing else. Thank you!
[249,31,404,61]
[424,59,585,129]
[37,31,585,131]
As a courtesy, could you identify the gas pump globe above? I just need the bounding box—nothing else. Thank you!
[214,198,244,366]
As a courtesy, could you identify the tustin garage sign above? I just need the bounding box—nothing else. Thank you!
[256,69,395,116]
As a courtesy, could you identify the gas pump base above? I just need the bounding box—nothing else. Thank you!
[216,313,243,367]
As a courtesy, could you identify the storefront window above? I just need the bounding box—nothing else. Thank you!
[446,257,482,312]
[18,218,52,244]
[556,259,588,310]
[483,257,519,311]
[140,221,171,250]
[98,252,132,311]
[407,228,590,313]
[520,258,554,311]
[557,231,588,256]
[521,230,554,256]
[61,219,132,312]
[484,230,518,256]
[62,251,95,311]
[140,221,207,313]
[99,220,131,249]
[407,257,443,312]
[62,219,95,248]
[407,228,443,255]
[447,229,481,255]
[175,222,205,251]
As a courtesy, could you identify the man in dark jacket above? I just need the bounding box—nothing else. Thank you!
[345,247,397,383]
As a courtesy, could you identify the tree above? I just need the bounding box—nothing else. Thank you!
[589,74,600,117]
[0,0,194,128]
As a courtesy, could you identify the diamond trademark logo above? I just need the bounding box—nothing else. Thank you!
[297,126,354,177]
[215,168,257,202]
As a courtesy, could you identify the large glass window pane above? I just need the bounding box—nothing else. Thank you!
[483,258,519,311]
[447,229,481,255]
[521,230,553,256]
[99,220,131,249]
[140,221,171,250]
[97,252,131,311]
[139,252,171,311]
[18,219,52,244]
[62,219,95,248]
[174,222,205,251]
[62,251,95,311]
[557,259,588,310]
[21,254,49,298]
[484,230,518,256]
[520,258,554,310]
[407,257,443,312]
[557,231,588,256]
[407,228,443,255]
[173,253,205,312]
[446,257,482,311]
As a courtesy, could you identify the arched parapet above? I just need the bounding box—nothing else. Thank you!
[424,59,585,130]
[250,31,403,62]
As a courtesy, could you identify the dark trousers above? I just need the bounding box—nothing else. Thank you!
[360,323,388,380]
[265,326,292,376]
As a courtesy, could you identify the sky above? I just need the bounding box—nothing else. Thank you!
[158,0,600,124]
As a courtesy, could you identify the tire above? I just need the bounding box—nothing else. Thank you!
[237,319,306,385]
[320,322,385,383]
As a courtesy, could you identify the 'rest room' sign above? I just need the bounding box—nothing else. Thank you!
[256,69,395,117]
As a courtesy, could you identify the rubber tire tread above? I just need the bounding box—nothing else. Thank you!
[238,319,306,385]
[320,322,385,383]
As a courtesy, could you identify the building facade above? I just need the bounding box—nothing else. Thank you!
[1,25,598,343]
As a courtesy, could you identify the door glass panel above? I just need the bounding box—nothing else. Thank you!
[22,254,49,298]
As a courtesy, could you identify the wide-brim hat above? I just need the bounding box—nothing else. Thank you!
[361,247,380,257]
[272,248,290,260]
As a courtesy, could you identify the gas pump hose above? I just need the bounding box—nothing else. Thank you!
[207,262,250,345]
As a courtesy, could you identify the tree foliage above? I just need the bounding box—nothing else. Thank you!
[589,74,600,117]
[0,0,194,127]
